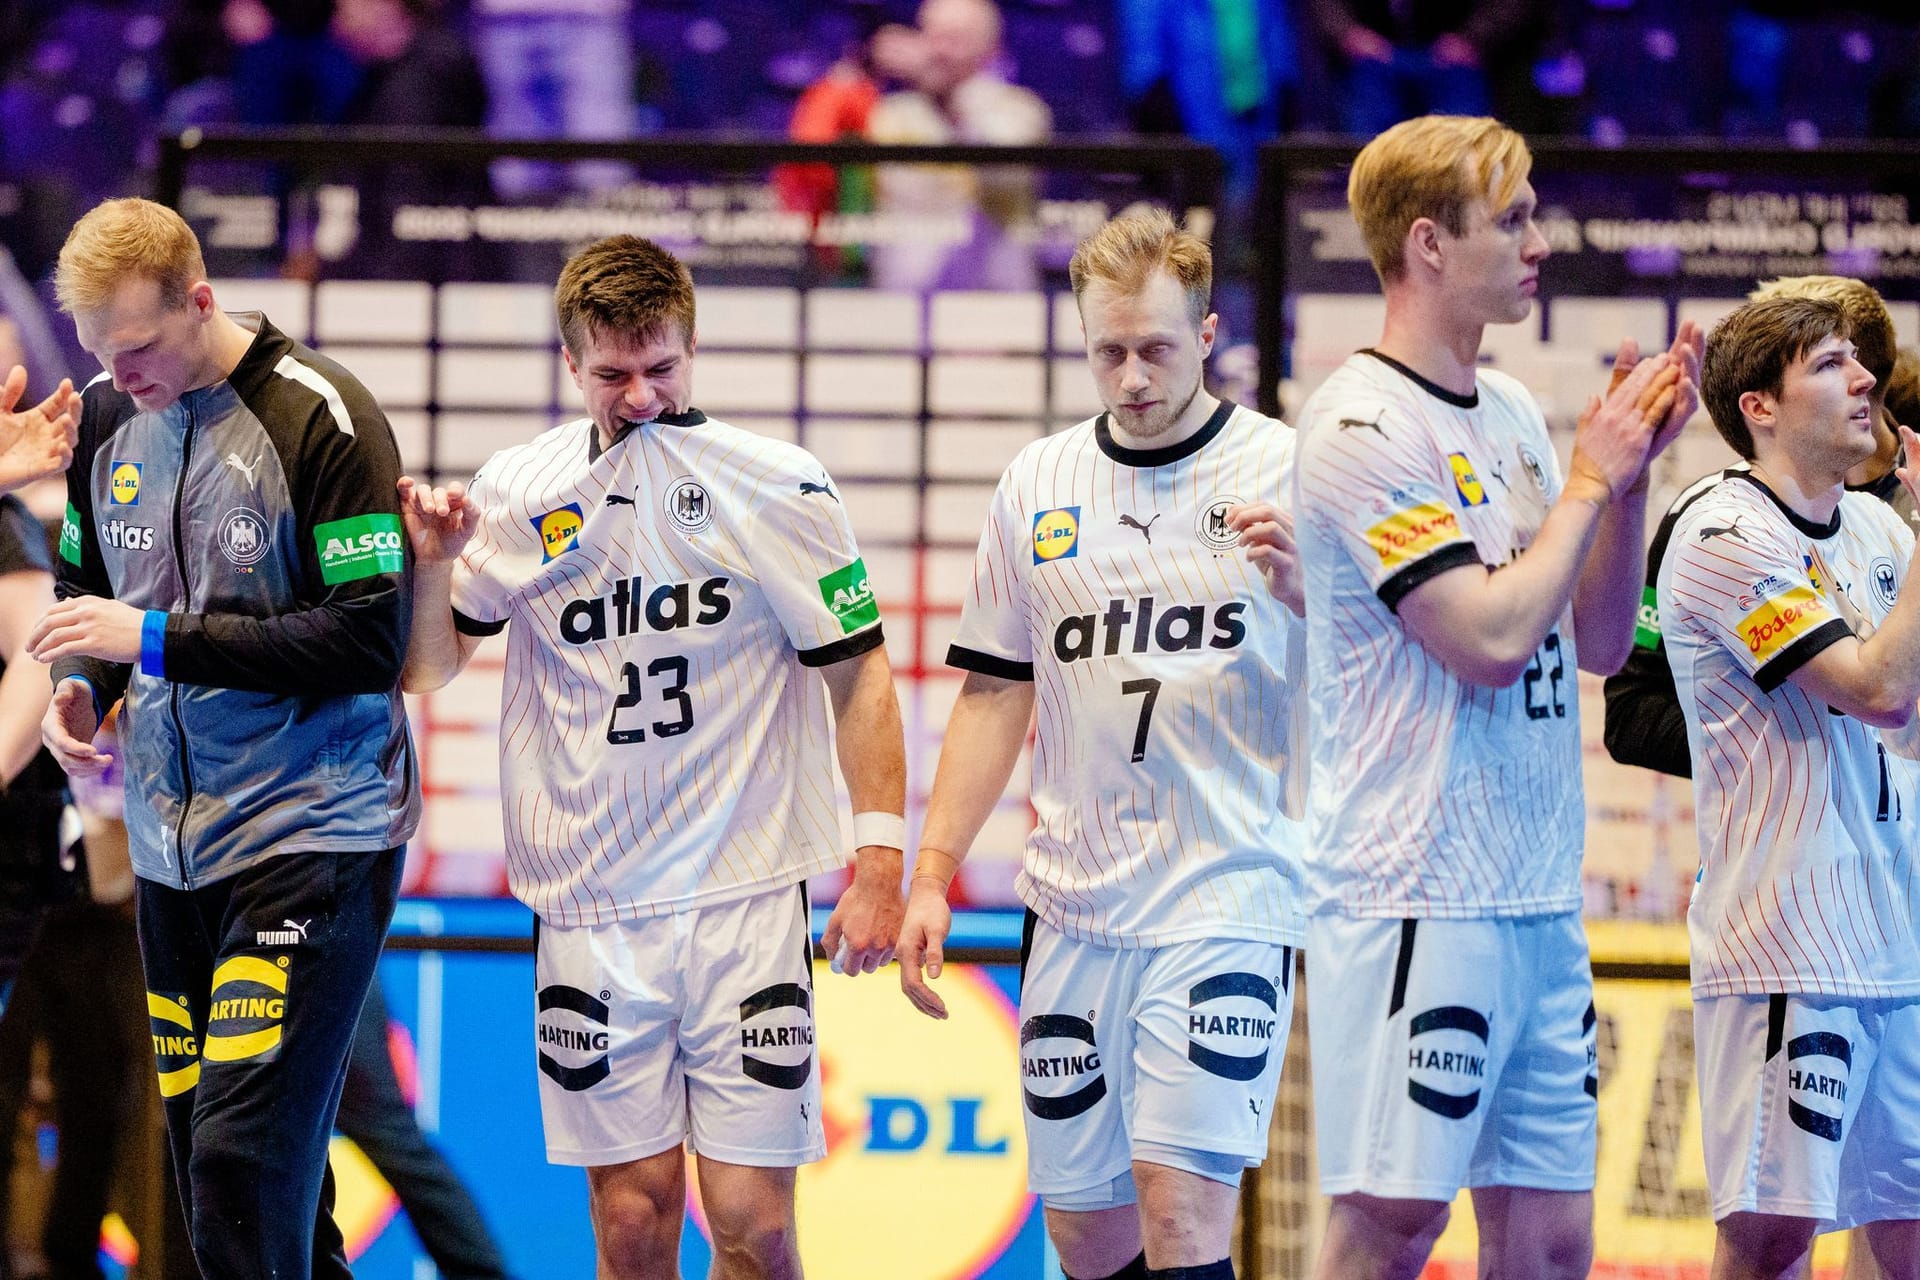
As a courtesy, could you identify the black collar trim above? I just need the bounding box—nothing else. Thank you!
[591,408,708,460]
[1736,472,1843,539]
[1360,349,1479,409]
[1095,399,1235,467]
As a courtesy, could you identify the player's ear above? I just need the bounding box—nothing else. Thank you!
[1738,388,1775,431]
[1197,312,1218,359]
[561,344,583,388]
[1406,218,1444,276]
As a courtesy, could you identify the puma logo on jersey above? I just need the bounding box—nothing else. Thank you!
[1338,411,1387,436]
[799,480,838,502]
[1118,512,1160,543]
[604,493,635,507]
[1487,460,1509,490]
[1699,516,1749,543]
[225,453,261,486]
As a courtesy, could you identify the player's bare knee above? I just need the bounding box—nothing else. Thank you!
[1533,1219,1594,1280]
[1718,1214,1817,1274]
[1348,1192,1450,1247]
[706,1210,797,1273]
[587,1167,680,1272]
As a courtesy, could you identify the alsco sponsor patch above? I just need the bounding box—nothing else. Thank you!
[1634,585,1661,649]
[315,513,405,584]
[1738,585,1832,664]
[818,558,879,633]
[58,503,82,566]
[1365,502,1463,571]
[1449,453,1487,507]
[1032,506,1080,564]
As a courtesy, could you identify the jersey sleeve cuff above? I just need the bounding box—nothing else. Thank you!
[452,608,507,637]
[1377,542,1485,613]
[798,623,885,668]
[140,610,168,678]
[947,644,1034,681]
[1753,617,1852,692]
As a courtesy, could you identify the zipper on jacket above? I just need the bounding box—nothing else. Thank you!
[167,399,198,888]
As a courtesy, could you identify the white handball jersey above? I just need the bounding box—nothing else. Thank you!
[1660,474,1920,999]
[450,411,884,926]
[1293,351,1584,920]
[948,400,1308,949]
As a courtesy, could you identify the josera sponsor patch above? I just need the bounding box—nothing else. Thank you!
[1365,502,1463,571]
[1737,585,1832,664]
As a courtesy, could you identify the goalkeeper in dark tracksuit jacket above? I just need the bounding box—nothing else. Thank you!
[29,198,419,1280]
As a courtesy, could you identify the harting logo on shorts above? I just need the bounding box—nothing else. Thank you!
[1406,1005,1490,1119]
[147,991,199,1098]
[1186,972,1280,1081]
[1019,1014,1104,1120]
[1785,1031,1851,1141]
[740,982,815,1090]
[537,985,612,1092]
[203,955,290,1065]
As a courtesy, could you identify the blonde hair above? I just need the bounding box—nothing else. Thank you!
[1750,275,1895,393]
[1068,208,1212,327]
[55,198,207,314]
[1348,115,1532,285]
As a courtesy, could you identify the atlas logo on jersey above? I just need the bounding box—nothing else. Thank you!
[1187,971,1281,1082]
[537,984,612,1092]
[108,460,142,506]
[1052,596,1247,663]
[533,504,585,561]
[1032,507,1080,564]
[559,574,733,645]
[1406,1004,1489,1119]
[1449,453,1488,507]
[1021,1013,1105,1120]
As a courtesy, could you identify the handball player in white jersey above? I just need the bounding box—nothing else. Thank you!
[1291,114,1699,1280]
[1661,293,1920,1280]
[898,209,1309,1280]
[397,236,908,1280]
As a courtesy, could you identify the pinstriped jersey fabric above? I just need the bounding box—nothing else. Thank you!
[948,402,1307,949]
[451,414,880,925]
[1662,477,1920,998]
[1294,352,1584,920]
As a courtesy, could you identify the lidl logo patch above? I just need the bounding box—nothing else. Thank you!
[1449,454,1487,507]
[109,461,142,506]
[1032,507,1080,564]
[535,504,585,562]
[818,558,879,633]
[315,514,405,584]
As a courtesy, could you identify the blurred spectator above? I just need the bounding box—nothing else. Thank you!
[229,1,362,126]
[1119,0,1295,200]
[780,24,885,223]
[1886,347,1920,435]
[470,0,635,196]
[1309,0,1537,137]
[865,0,1051,292]
[315,0,489,278]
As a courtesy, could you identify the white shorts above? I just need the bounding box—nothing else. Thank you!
[1307,912,1597,1201]
[532,884,826,1168]
[1018,913,1296,1208]
[1696,992,1920,1229]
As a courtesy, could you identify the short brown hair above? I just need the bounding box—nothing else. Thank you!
[1068,208,1212,328]
[54,198,207,314]
[554,235,696,354]
[1347,115,1532,285]
[1886,346,1920,433]
[1701,295,1850,460]
[1750,276,1894,401]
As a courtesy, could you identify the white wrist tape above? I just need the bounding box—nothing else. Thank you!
[852,811,907,851]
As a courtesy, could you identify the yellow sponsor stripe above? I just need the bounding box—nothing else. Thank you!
[148,992,193,1029]
[156,1062,200,1098]
[203,1026,283,1063]
[211,954,288,994]
[1736,585,1833,665]
[1364,502,1464,572]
